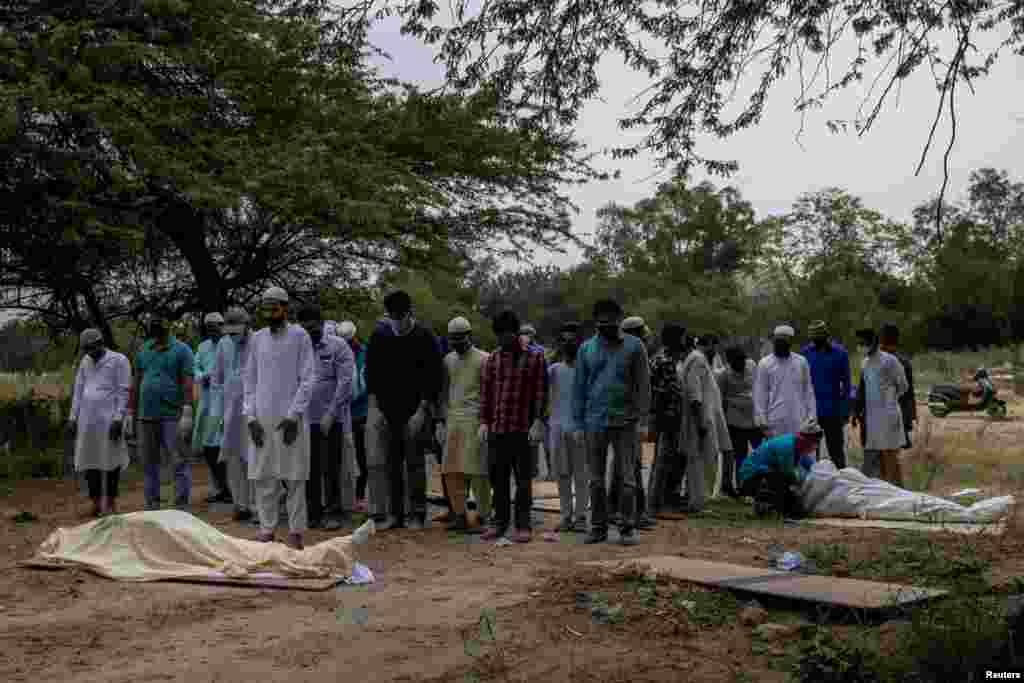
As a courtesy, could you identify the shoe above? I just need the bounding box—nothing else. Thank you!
[324,512,350,531]
[379,515,406,531]
[174,497,190,512]
[511,529,532,544]
[256,530,275,543]
[574,518,589,532]
[554,518,574,533]
[308,518,324,530]
[447,513,469,532]
[354,498,368,513]
[286,532,304,550]
[609,513,623,526]
[432,510,452,524]
[480,527,506,542]
[584,530,608,544]
[637,516,657,530]
[233,508,253,522]
[212,491,233,505]
[619,529,639,546]
[406,515,426,531]
[144,501,160,512]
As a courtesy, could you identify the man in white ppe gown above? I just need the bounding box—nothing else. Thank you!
[677,335,732,513]
[852,327,910,487]
[244,287,316,549]
[753,325,816,439]
[194,312,230,504]
[213,307,256,522]
[67,329,132,517]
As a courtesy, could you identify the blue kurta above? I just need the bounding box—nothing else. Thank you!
[192,338,224,450]
[737,434,815,487]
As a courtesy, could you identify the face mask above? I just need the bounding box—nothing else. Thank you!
[773,340,791,356]
[150,325,167,339]
[730,360,745,373]
[453,340,471,354]
[859,344,872,355]
[598,324,619,340]
[563,342,579,358]
[87,347,105,361]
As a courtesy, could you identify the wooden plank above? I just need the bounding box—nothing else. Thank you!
[583,556,945,610]
[805,518,1005,536]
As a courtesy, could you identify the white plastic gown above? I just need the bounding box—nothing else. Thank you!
[678,350,732,499]
[213,334,251,463]
[243,324,316,481]
[192,338,224,451]
[753,353,816,437]
[860,350,909,451]
[71,351,132,472]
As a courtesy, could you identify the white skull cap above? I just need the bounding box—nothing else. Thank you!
[448,316,472,334]
[621,316,646,331]
[80,328,102,345]
[339,321,357,339]
[204,312,224,324]
[261,286,289,303]
[773,325,795,338]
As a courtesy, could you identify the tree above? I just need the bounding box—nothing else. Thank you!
[396,0,1024,227]
[0,0,603,342]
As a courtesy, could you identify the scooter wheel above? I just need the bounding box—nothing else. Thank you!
[988,402,1008,418]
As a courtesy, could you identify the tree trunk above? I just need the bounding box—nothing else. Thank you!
[80,284,118,351]
[156,202,228,314]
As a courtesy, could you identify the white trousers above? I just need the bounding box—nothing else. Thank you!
[255,478,307,533]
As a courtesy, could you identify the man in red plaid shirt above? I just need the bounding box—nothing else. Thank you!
[479,310,548,543]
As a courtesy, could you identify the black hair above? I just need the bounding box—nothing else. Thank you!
[296,304,323,323]
[725,345,747,364]
[856,327,878,343]
[560,321,582,333]
[880,322,900,341]
[700,332,720,346]
[383,289,412,315]
[493,310,521,335]
[592,299,623,319]
[661,323,686,347]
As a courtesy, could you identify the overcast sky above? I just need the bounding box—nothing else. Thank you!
[366,13,1024,271]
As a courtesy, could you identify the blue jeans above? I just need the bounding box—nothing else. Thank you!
[139,418,192,505]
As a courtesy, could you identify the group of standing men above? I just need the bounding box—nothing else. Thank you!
[66,283,917,549]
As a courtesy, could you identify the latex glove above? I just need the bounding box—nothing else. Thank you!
[277,417,299,446]
[407,408,426,439]
[249,420,266,448]
[177,405,194,441]
[477,424,489,443]
[528,419,545,444]
[435,421,447,448]
[345,431,355,452]
[108,419,123,442]
[65,419,77,438]
[320,414,336,433]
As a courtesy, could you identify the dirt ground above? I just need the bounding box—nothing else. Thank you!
[3,404,1024,682]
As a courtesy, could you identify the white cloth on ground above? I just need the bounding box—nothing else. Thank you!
[71,351,132,472]
[753,352,816,437]
[860,350,909,451]
[243,324,316,481]
[800,460,1013,522]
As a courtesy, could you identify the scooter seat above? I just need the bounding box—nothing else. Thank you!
[929,385,961,400]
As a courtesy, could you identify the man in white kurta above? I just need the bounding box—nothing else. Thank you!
[214,307,256,522]
[244,287,316,549]
[678,338,732,512]
[68,329,132,516]
[853,327,909,487]
[753,325,817,439]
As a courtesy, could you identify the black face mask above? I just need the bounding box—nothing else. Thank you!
[729,359,745,373]
[453,340,472,354]
[773,340,791,356]
[562,342,579,358]
[150,324,167,339]
[598,325,619,340]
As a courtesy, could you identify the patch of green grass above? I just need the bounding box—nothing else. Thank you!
[685,497,788,529]
[802,533,990,589]
[0,445,65,480]
[669,589,739,628]
[12,510,37,523]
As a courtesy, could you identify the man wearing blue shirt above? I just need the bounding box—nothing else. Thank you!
[800,321,851,469]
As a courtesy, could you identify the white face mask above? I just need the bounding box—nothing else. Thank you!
[859,344,872,355]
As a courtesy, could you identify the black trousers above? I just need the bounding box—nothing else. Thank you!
[490,432,532,532]
[86,467,121,499]
[308,423,342,523]
[608,449,647,522]
[740,472,804,518]
[817,415,846,469]
[202,446,229,495]
[353,417,368,500]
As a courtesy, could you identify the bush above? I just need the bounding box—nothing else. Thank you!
[792,629,882,683]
